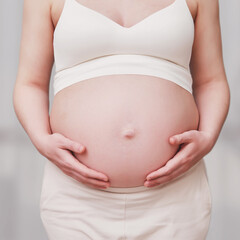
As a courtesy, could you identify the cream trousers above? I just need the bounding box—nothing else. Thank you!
[40,158,212,240]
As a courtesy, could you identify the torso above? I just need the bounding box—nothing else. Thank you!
[49,0,199,187]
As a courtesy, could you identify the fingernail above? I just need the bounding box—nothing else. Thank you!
[79,145,84,151]
[103,177,108,181]
[147,175,153,180]
[145,182,150,187]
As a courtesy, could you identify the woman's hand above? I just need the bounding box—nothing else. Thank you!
[144,130,215,188]
[37,133,110,189]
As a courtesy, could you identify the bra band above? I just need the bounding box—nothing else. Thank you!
[53,54,192,95]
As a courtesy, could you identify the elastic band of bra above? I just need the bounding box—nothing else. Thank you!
[53,54,193,95]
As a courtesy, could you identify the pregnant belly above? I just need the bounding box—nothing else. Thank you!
[50,74,199,187]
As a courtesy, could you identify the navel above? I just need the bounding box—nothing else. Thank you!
[121,128,136,139]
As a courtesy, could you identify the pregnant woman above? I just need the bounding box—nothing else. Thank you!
[13,0,230,239]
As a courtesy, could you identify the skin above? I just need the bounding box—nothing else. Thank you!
[13,0,230,189]
[50,76,199,187]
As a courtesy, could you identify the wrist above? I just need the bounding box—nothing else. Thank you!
[31,131,52,153]
[200,130,217,151]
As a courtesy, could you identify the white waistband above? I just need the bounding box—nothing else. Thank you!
[53,54,193,95]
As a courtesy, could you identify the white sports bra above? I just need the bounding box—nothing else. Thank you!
[53,0,194,95]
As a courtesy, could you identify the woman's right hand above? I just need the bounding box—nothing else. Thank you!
[37,133,110,189]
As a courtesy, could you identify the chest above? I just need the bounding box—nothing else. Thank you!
[51,0,197,30]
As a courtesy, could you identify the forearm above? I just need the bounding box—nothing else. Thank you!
[13,82,52,150]
[193,76,230,149]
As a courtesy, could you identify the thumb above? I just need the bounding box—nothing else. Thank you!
[61,136,86,154]
[169,131,193,145]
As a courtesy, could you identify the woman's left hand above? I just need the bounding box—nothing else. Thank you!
[144,130,215,187]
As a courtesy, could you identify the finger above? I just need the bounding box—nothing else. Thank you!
[74,160,109,182]
[146,145,191,181]
[169,131,194,145]
[69,171,110,189]
[60,136,85,153]
[61,151,109,181]
[84,177,110,188]
[64,171,110,189]
[145,164,189,187]
[146,156,181,181]
[62,163,110,187]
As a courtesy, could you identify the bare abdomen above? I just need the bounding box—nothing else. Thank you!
[50,74,199,187]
